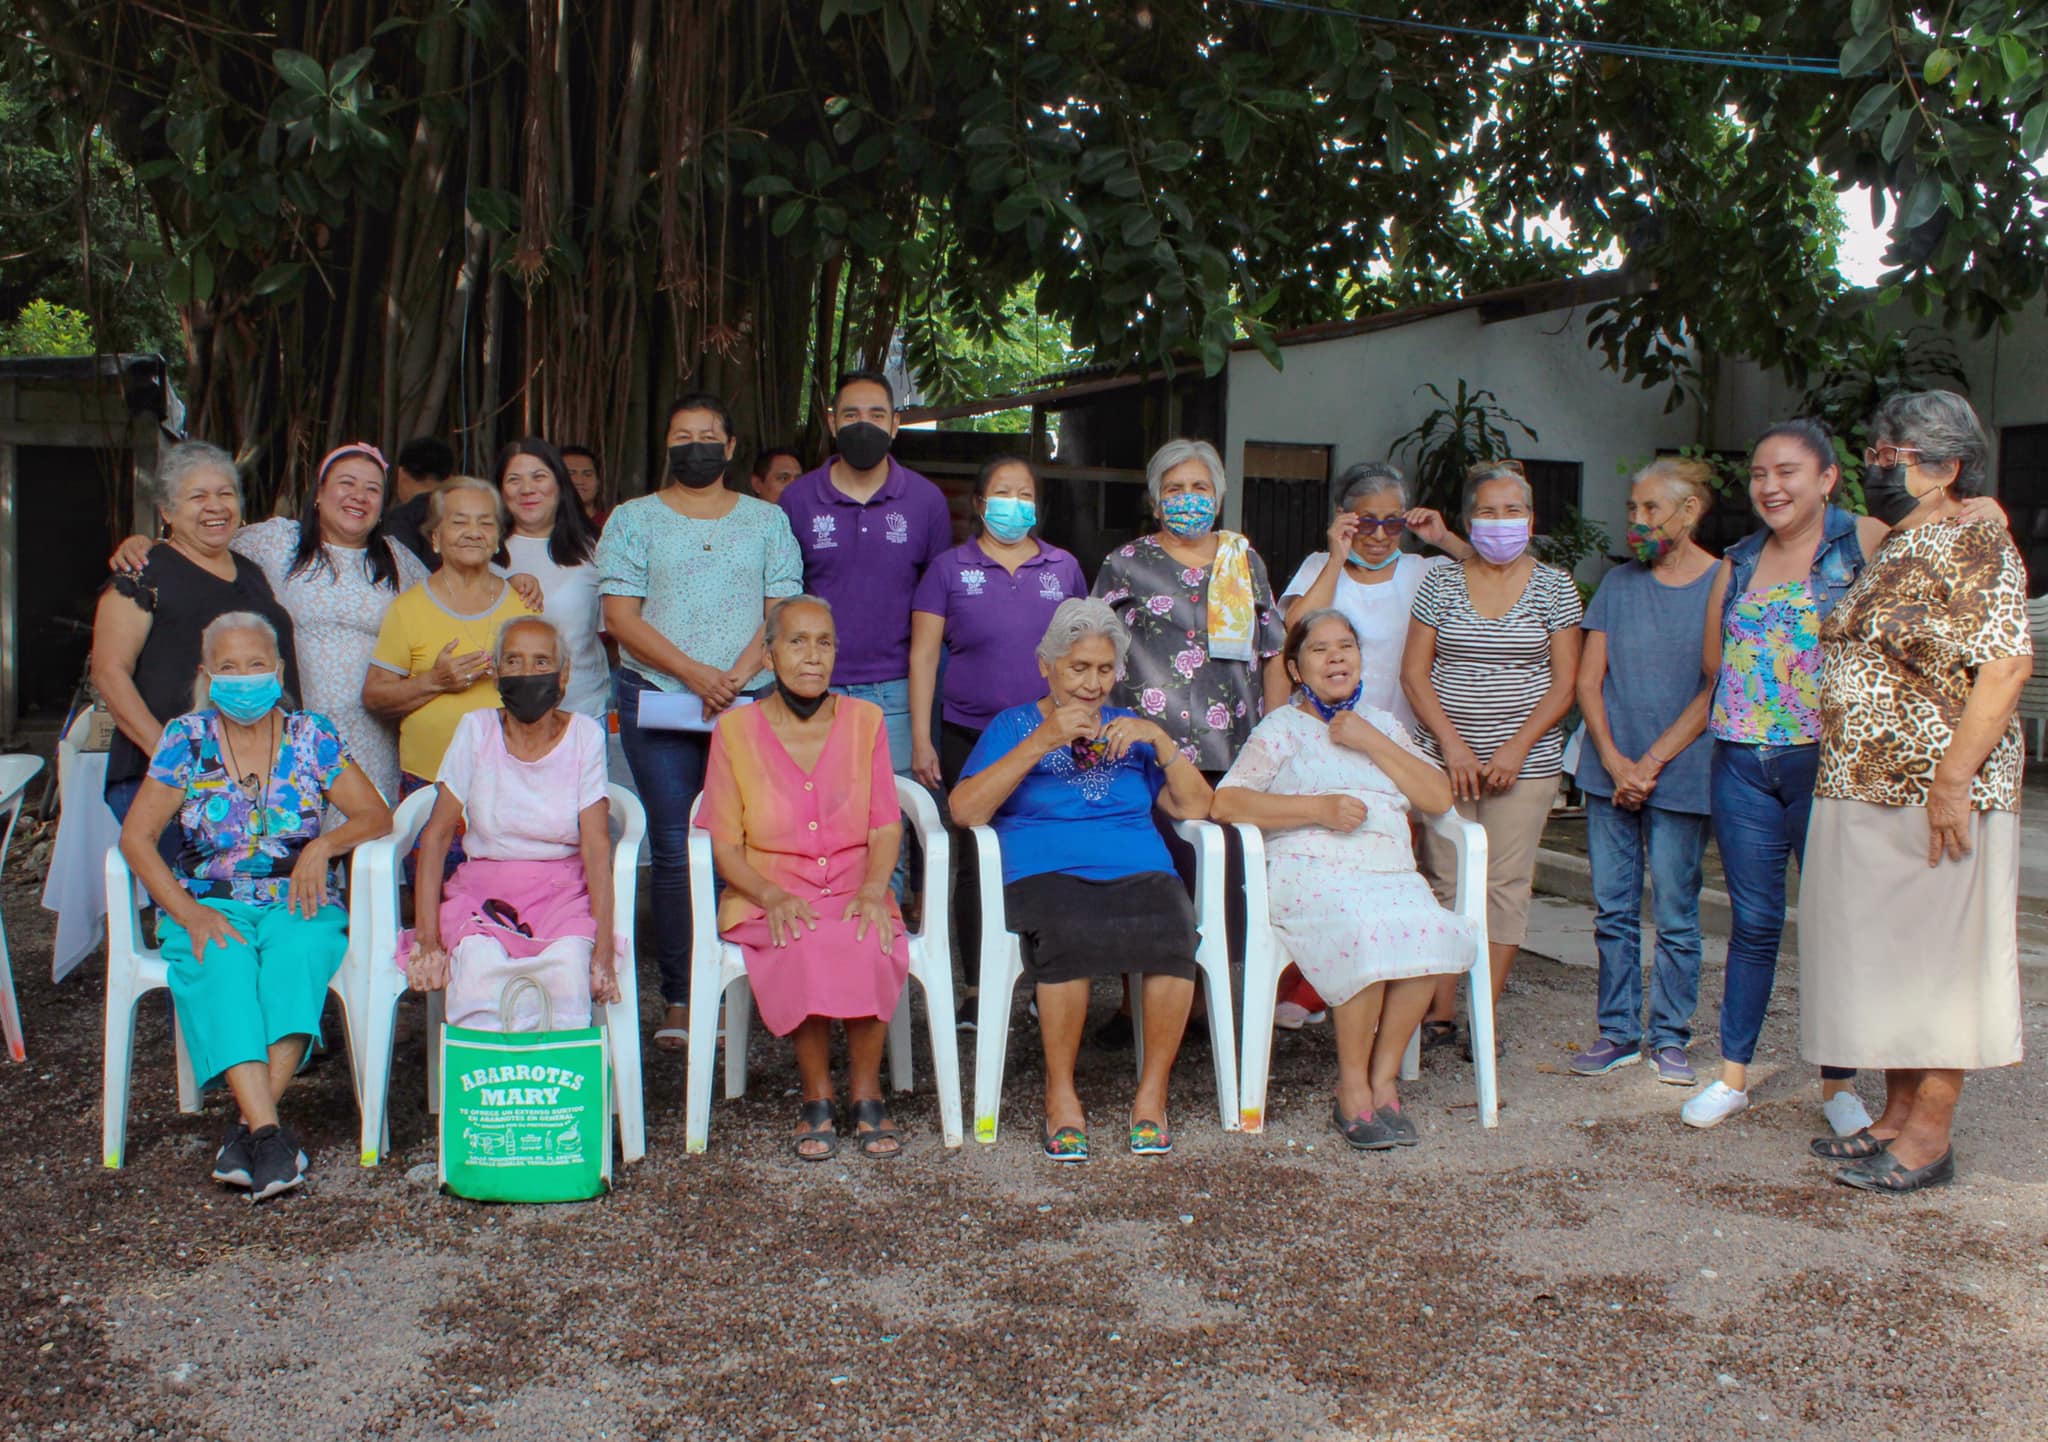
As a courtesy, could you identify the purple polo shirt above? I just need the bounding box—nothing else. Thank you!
[913,539,1088,730]
[781,457,952,684]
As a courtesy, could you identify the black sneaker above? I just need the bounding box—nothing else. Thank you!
[277,1123,310,1174]
[246,1124,306,1204]
[211,1122,254,1188]
[1092,1012,1135,1050]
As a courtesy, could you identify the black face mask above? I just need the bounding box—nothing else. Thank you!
[667,442,729,490]
[1860,465,1921,526]
[775,680,829,721]
[834,421,893,472]
[498,672,564,724]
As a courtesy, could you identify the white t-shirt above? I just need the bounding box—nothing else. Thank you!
[1280,551,1450,728]
[436,709,608,860]
[503,534,610,718]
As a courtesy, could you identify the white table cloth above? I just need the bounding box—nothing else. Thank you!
[41,717,127,982]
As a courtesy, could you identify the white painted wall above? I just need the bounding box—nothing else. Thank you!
[1223,303,1706,569]
[1228,294,2048,568]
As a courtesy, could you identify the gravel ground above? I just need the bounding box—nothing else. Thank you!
[4,851,2046,1441]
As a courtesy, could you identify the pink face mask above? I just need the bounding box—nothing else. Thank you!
[1468,517,1532,564]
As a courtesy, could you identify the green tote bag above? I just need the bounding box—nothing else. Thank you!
[439,977,612,1202]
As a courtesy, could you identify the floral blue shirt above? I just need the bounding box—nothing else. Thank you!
[145,710,351,906]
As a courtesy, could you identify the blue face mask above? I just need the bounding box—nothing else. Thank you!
[982,496,1037,543]
[209,669,283,724]
[1348,550,1399,571]
[1161,492,1219,538]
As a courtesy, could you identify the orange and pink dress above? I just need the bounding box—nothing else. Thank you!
[697,697,905,1036]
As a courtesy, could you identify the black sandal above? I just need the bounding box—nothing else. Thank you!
[1419,1020,1458,1052]
[791,1098,838,1162]
[1810,1128,1889,1162]
[849,1097,904,1159]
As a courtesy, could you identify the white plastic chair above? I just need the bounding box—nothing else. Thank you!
[1235,809,1499,1132]
[970,818,1240,1145]
[0,754,47,1062]
[354,782,648,1166]
[684,776,963,1153]
[101,839,374,1168]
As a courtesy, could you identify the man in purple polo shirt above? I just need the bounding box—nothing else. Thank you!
[779,369,952,785]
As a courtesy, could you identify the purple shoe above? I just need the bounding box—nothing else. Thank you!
[1651,1046,1696,1086]
[1568,1038,1641,1076]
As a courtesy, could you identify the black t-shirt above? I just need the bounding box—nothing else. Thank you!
[382,494,435,566]
[102,545,303,788]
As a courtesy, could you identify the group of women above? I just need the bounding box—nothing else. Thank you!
[93,384,2028,1198]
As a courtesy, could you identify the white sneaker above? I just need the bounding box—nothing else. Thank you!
[1681,1080,1748,1129]
[1275,1001,1311,1030]
[1304,1009,1329,1026]
[1822,1090,1873,1137]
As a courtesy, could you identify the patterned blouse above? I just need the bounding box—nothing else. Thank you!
[1711,581,1823,746]
[1817,519,2033,811]
[1091,535,1287,773]
[145,710,352,906]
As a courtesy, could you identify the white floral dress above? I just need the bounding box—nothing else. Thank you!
[233,517,429,802]
[1220,703,1478,1005]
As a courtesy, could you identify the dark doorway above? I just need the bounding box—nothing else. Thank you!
[1241,441,1333,597]
[1998,423,2048,595]
[15,445,125,719]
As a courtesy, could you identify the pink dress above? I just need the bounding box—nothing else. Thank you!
[698,698,904,1036]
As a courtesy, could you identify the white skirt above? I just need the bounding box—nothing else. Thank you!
[1799,797,2022,1070]
[1268,859,1478,1008]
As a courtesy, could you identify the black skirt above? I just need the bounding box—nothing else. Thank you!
[1002,871,1199,985]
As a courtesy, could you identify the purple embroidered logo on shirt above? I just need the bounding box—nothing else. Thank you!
[885,512,910,544]
[810,514,837,549]
[1039,573,1066,600]
[961,568,987,596]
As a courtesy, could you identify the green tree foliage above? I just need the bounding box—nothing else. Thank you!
[5,2,2044,502]
[0,298,93,356]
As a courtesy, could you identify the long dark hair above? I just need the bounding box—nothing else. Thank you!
[493,436,596,567]
[287,446,404,592]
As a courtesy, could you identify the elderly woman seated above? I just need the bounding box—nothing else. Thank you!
[117,612,393,1202]
[408,616,620,1031]
[1213,610,1478,1150]
[699,595,908,1161]
[949,597,1216,1162]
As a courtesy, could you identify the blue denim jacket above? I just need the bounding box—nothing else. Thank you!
[1720,505,1864,625]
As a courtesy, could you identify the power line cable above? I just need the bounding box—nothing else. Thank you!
[1227,0,1846,76]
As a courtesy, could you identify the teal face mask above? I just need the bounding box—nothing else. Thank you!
[1349,550,1399,571]
[209,669,283,723]
[982,496,1037,543]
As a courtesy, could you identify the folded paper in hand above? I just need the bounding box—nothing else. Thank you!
[636,689,753,733]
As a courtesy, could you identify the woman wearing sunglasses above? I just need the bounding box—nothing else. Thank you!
[1279,461,1472,733]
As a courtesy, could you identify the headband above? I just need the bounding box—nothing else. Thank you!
[317,441,389,485]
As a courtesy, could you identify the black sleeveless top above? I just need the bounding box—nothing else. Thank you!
[102,544,303,789]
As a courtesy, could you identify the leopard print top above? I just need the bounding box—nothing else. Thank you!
[1817,518,2032,810]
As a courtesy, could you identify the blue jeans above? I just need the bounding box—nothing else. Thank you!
[1587,795,1709,1051]
[831,676,913,898]
[614,668,712,1008]
[1710,741,1853,1078]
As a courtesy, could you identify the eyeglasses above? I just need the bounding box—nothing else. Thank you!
[1351,516,1407,535]
[1863,444,1925,468]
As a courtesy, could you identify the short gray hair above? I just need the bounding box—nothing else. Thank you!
[1874,389,1991,497]
[1036,597,1130,671]
[1334,461,1408,511]
[766,593,833,646]
[1461,462,1534,521]
[155,440,242,513]
[1145,438,1228,507]
[425,475,508,536]
[200,610,281,666]
[494,615,562,671]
